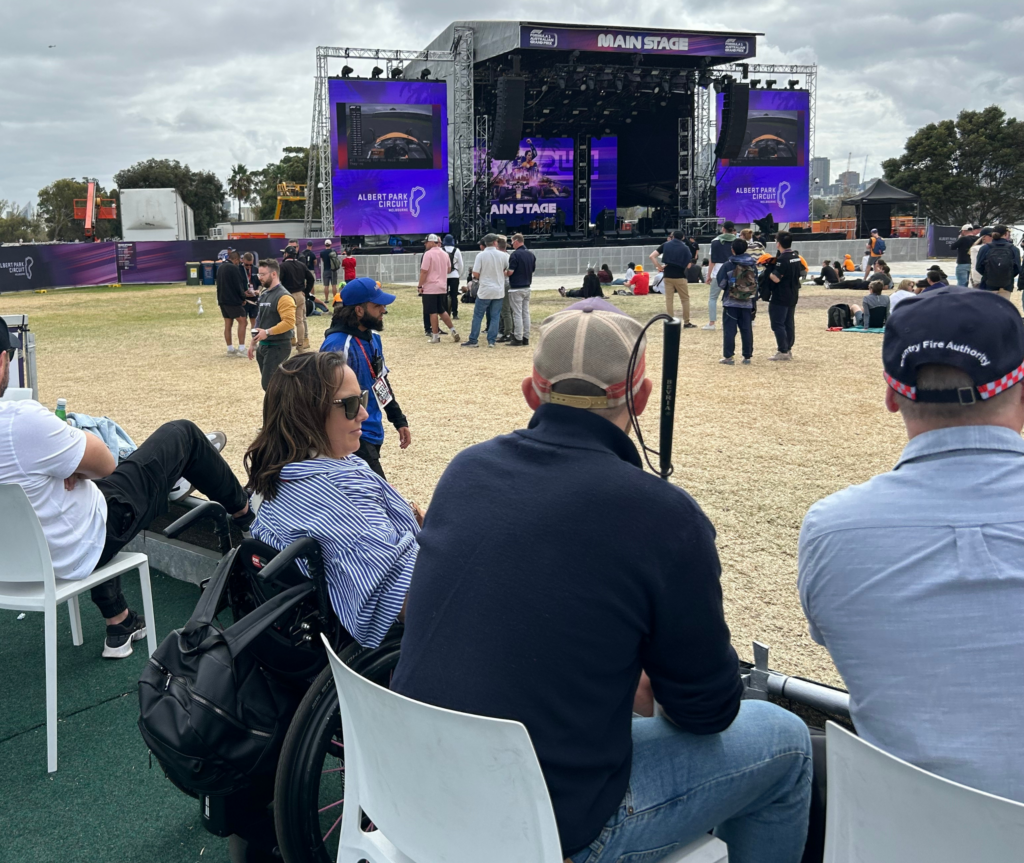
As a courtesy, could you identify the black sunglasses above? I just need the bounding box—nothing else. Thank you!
[4,348,14,362]
[332,390,369,420]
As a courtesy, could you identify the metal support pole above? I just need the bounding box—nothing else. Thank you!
[659,318,681,481]
[452,27,475,241]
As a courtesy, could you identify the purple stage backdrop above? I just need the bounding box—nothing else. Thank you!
[0,243,118,292]
[590,137,618,223]
[329,79,449,236]
[487,138,574,228]
[520,25,755,58]
[715,89,810,223]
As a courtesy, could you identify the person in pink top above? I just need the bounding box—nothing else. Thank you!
[419,233,460,344]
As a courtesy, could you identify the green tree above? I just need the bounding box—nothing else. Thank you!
[113,158,227,236]
[883,106,1024,226]
[252,147,316,221]
[36,178,119,241]
[0,200,40,243]
[227,163,255,219]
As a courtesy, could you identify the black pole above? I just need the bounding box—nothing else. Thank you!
[659,318,682,481]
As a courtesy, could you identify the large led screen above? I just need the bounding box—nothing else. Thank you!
[329,79,448,235]
[590,137,618,224]
[487,138,574,229]
[715,89,809,222]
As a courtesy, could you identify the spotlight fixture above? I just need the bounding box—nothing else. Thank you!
[765,79,777,89]
[420,68,432,80]
[580,81,587,91]
[390,66,404,79]
[586,75,596,90]
[556,75,566,89]
[371,66,384,79]
[341,65,354,78]
[614,75,624,92]
[788,79,799,89]
[662,76,672,94]
[750,79,761,89]
[698,71,712,89]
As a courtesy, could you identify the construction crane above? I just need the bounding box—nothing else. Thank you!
[274,182,306,220]
[73,179,117,239]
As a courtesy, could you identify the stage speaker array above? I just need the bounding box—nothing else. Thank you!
[714,82,750,160]
[490,77,526,161]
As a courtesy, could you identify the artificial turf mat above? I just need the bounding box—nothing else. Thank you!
[0,571,231,863]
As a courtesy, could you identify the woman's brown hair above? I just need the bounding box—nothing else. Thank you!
[244,351,349,499]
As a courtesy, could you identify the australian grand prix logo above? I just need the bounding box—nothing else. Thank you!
[0,256,33,279]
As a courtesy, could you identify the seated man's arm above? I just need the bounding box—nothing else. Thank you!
[75,431,116,479]
[642,506,742,733]
[15,405,115,487]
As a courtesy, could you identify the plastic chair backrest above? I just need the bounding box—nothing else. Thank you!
[0,483,55,585]
[0,388,34,401]
[324,636,564,863]
[824,721,1024,863]
[867,304,888,328]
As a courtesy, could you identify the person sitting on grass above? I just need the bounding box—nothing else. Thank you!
[851,279,891,327]
[842,253,856,272]
[716,238,758,365]
[920,269,950,293]
[598,264,614,284]
[246,352,421,648]
[0,318,251,659]
[812,260,841,286]
[799,288,1024,804]
[888,278,920,315]
[559,268,604,299]
[685,257,706,285]
[610,262,636,286]
[916,266,948,290]
[625,264,650,295]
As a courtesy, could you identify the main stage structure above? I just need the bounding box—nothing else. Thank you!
[305,22,816,242]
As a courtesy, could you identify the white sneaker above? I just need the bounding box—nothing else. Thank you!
[450,329,461,343]
[206,431,227,452]
[235,345,247,356]
[430,333,441,343]
[701,323,716,330]
[719,357,734,365]
[226,345,236,355]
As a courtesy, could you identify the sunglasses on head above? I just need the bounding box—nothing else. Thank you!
[332,390,369,420]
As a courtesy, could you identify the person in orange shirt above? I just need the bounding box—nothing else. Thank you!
[843,254,856,272]
[626,264,650,295]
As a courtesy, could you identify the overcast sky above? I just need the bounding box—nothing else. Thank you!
[1,2,1021,208]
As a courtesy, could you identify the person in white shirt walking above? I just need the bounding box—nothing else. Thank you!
[462,234,509,348]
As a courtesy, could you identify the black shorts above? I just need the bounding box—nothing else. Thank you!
[421,293,448,315]
[245,302,259,319]
[219,304,246,320]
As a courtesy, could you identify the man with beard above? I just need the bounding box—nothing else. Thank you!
[321,277,411,478]
[248,257,296,391]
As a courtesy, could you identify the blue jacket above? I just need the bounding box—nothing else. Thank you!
[976,239,1021,291]
[321,322,408,446]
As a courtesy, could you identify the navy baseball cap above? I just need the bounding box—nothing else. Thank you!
[0,318,21,353]
[340,277,395,306]
[883,286,1024,404]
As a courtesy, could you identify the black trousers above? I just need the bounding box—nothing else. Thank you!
[354,439,386,479]
[256,341,291,392]
[723,307,753,358]
[446,277,461,318]
[768,302,796,353]
[89,420,248,618]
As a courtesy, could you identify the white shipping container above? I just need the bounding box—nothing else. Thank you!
[120,188,195,241]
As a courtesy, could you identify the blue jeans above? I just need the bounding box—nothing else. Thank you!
[956,263,971,286]
[570,701,812,863]
[468,298,503,345]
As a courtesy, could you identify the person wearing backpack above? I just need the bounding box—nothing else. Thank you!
[863,229,886,278]
[716,238,759,364]
[442,233,465,320]
[975,225,1021,300]
[320,240,340,304]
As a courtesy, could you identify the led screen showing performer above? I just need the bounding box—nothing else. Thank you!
[329,79,448,236]
[715,89,810,223]
[485,138,574,229]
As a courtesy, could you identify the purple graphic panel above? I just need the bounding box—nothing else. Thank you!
[487,138,574,229]
[520,26,755,59]
[590,137,618,224]
[715,89,810,223]
[329,79,449,236]
[0,243,118,292]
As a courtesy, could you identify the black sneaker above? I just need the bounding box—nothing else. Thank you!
[683,322,697,329]
[231,506,256,533]
[102,610,147,659]
[522,337,529,346]
[506,338,524,346]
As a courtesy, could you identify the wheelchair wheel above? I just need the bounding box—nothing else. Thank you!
[273,626,403,863]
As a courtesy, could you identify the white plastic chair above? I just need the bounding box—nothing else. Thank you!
[0,387,34,401]
[0,483,155,773]
[323,635,727,863]
[824,721,1024,862]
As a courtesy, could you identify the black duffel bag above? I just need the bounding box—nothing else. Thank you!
[139,547,316,796]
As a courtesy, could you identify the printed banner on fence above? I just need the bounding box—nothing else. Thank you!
[0,243,118,292]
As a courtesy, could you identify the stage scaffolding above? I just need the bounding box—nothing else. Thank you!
[688,63,817,233]
[303,39,478,238]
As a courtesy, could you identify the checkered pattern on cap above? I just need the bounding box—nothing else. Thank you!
[978,361,1024,400]
[883,372,916,400]
[532,301,646,408]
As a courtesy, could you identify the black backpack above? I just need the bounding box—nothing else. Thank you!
[985,244,1015,290]
[138,549,315,796]
[828,304,853,328]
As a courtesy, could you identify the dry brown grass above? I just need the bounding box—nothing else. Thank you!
[1,280,909,686]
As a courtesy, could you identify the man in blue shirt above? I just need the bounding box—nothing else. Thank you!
[800,286,1024,803]
[321,278,410,478]
[394,298,811,862]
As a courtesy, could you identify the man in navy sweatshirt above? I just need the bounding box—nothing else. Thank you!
[393,299,812,863]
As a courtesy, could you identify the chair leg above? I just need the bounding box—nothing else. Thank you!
[45,602,58,773]
[138,560,157,658]
[68,595,84,646]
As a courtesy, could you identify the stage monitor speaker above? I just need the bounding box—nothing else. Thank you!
[714,82,750,160]
[597,209,615,233]
[490,77,526,161]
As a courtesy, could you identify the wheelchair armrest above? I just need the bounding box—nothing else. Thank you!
[256,536,325,586]
[163,500,231,553]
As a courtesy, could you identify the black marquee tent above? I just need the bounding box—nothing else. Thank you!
[842,179,920,239]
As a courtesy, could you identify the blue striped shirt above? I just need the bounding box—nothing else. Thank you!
[252,455,419,647]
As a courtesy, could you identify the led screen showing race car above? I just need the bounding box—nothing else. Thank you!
[329,79,448,235]
[486,138,574,229]
[715,89,809,222]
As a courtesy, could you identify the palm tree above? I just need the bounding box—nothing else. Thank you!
[227,164,254,220]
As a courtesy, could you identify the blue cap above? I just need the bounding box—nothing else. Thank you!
[341,277,396,306]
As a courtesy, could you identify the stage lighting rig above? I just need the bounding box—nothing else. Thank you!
[371,66,384,79]
[750,79,761,88]
[661,76,672,95]
[788,79,799,89]
[765,79,777,89]
[697,71,712,89]
[420,68,432,80]
[390,67,404,79]
[556,74,566,89]
[341,65,354,77]
[615,75,624,92]
[586,74,596,90]
[739,63,749,79]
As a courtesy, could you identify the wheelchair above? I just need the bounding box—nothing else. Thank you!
[162,500,403,863]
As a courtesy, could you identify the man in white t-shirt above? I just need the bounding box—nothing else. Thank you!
[0,319,252,658]
[462,233,509,348]
[418,233,460,344]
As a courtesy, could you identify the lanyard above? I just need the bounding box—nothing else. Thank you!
[354,336,380,380]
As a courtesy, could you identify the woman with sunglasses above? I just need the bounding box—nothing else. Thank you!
[245,352,422,648]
